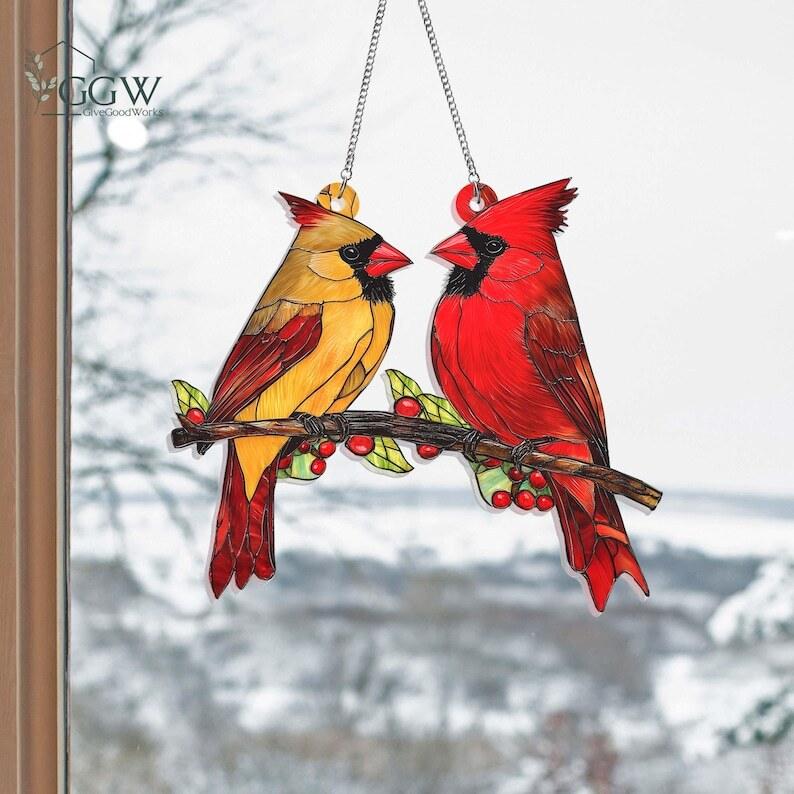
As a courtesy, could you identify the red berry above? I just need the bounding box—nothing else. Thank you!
[507,467,525,482]
[317,440,336,458]
[491,490,511,509]
[346,435,375,456]
[297,440,311,454]
[186,407,205,424]
[278,454,292,470]
[529,470,547,489]
[536,494,554,511]
[417,444,441,459]
[309,457,326,476]
[514,490,535,511]
[394,397,422,417]
[482,457,502,468]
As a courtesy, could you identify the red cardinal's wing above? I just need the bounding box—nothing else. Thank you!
[206,302,323,424]
[525,310,608,463]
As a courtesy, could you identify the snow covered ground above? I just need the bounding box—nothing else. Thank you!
[70,484,794,792]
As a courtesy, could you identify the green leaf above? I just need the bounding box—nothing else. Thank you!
[364,436,413,474]
[474,464,512,503]
[171,379,210,415]
[385,369,423,401]
[417,393,469,427]
[285,450,321,480]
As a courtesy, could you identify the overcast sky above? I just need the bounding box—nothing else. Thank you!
[76,0,794,499]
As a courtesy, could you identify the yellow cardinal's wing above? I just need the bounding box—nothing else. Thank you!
[328,301,394,412]
[205,301,323,427]
[205,300,322,594]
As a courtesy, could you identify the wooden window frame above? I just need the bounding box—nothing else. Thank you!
[1,0,70,792]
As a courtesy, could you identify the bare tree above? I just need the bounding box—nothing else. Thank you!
[74,0,284,213]
[72,0,287,545]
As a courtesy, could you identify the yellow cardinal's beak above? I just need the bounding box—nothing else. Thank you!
[365,240,412,277]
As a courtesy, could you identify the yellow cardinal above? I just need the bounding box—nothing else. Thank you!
[201,192,411,597]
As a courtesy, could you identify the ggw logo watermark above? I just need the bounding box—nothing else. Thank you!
[25,41,164,117]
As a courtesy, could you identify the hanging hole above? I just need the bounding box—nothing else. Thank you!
[454,183,497,222]
[331,198,345,212]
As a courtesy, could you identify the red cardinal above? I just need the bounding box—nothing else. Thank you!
[429,179,648,611]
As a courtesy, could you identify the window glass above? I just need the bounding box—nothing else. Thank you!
[70,2,794,791]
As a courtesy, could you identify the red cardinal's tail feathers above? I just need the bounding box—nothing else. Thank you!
[550,478,648,612]
[582,534,648,612]
[209,445,277,598]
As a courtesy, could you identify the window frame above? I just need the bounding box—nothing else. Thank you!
[0,0,70,791]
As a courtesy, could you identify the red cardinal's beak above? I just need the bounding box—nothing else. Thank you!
[365,240,412,277]
[430,231,477,270]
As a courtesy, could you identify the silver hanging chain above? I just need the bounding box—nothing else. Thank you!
[340,0,483,199]
[338,0,388,195]
[416,0,482,198]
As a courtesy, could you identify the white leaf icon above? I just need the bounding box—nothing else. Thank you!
[37,62,43,71]
[33,53,41,63]
[49,77,57,87]
[25,71,35,79]
[31,81,39,90]
[41,94,49,101]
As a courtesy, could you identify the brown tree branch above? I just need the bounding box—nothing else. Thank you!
[170,412,662,511]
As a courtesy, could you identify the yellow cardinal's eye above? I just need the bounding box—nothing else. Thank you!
[485,239,505,256]
[340,244,361,264]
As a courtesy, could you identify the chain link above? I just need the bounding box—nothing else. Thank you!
[416,0,482,197]
[340,0,482,199]
[338,0,388,195]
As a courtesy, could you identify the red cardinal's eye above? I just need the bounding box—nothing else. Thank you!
[485,239,505,256]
